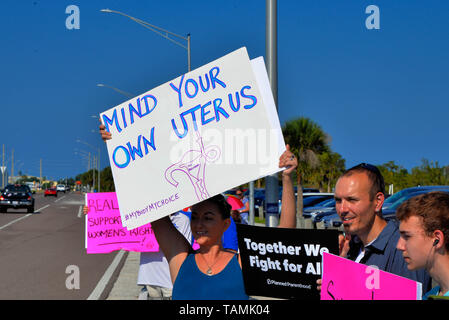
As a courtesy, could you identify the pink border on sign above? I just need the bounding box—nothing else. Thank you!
[321,252,421,300]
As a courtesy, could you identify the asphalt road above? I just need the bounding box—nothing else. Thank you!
[0,191,117,299]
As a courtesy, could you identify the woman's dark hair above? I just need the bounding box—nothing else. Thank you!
[192,194,231,220]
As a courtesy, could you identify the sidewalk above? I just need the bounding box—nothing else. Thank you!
[106,251,141,300]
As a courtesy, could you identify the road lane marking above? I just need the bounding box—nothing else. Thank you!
[77,205,83,218]
[37,204,50,212]
[0,204,50,231]
[55,195,66,203]
[0,214,33,231]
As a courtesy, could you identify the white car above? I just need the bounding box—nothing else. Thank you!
[56,185,66,193]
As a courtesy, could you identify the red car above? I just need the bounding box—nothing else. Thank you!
[44,188,58,197]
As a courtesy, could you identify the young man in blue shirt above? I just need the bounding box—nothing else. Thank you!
[396,191,449,300]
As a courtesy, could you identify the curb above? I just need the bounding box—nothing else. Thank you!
[87,250,129,300]
[106,251,141,300]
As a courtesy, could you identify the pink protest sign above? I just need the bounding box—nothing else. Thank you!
[321,252,422,300]
[85,192,159,254]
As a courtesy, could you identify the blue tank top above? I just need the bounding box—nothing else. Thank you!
[172,253,249,300]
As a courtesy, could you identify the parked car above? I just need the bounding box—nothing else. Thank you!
[321,211,342,229]
[44,188,58,197]
[383,185,449,210]
[382,189,449,221]
[56,184,66,193]
[313,207,337,223]
[225,187,333,216]
[319,188,449,228]
[279,193,334,214]
[294,186,320,194]
[0,184,35,213]
[303,199,336,219]
[302,194,334,208]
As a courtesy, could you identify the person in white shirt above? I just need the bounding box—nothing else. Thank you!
[138,211,192,300]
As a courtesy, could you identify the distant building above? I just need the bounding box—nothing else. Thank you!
[8,176,19,184]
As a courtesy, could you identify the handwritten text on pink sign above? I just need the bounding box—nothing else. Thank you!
[86,192,159,254]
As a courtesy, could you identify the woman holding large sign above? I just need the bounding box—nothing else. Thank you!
[155,146,297,300]
[100,123,297,299]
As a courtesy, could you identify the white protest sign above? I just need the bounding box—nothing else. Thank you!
[100,47,285,229]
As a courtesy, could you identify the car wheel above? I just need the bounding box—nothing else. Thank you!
[27,206,35,213]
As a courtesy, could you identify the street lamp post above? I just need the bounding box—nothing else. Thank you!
[95,82,137,194]
[100,8,191,72]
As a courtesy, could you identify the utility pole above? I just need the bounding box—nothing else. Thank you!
[98,148,101,192]
[11,149,14,182]
[40,159,42,189]
[92,155,96,192]
[2,144,4,188]
[265,0,279,227]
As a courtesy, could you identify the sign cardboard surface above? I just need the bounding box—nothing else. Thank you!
[100,47,285,229]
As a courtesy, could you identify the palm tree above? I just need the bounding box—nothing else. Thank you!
[318,151,345,192]
[282,117,330,226]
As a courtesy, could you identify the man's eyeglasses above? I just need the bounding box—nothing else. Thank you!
[348,162,385,195]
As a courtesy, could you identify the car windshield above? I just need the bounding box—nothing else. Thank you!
[389,192,428,210]
[384,189,409,204]
[303,196,325,206]
[318,199,336,207]
[5,185,29,192]
[385,186,449,205]
[389,190,449,210]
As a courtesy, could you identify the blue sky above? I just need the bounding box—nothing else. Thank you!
[0,0,448,181]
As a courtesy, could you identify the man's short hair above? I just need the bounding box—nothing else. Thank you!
[341,163,385,200]
[396,191,449,252]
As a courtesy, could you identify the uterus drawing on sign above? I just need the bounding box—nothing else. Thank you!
[165,131,221,202]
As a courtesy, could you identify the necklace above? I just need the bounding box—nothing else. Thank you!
[198,252,221,276]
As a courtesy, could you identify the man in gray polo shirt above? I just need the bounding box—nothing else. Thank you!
[334,163,431,294]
